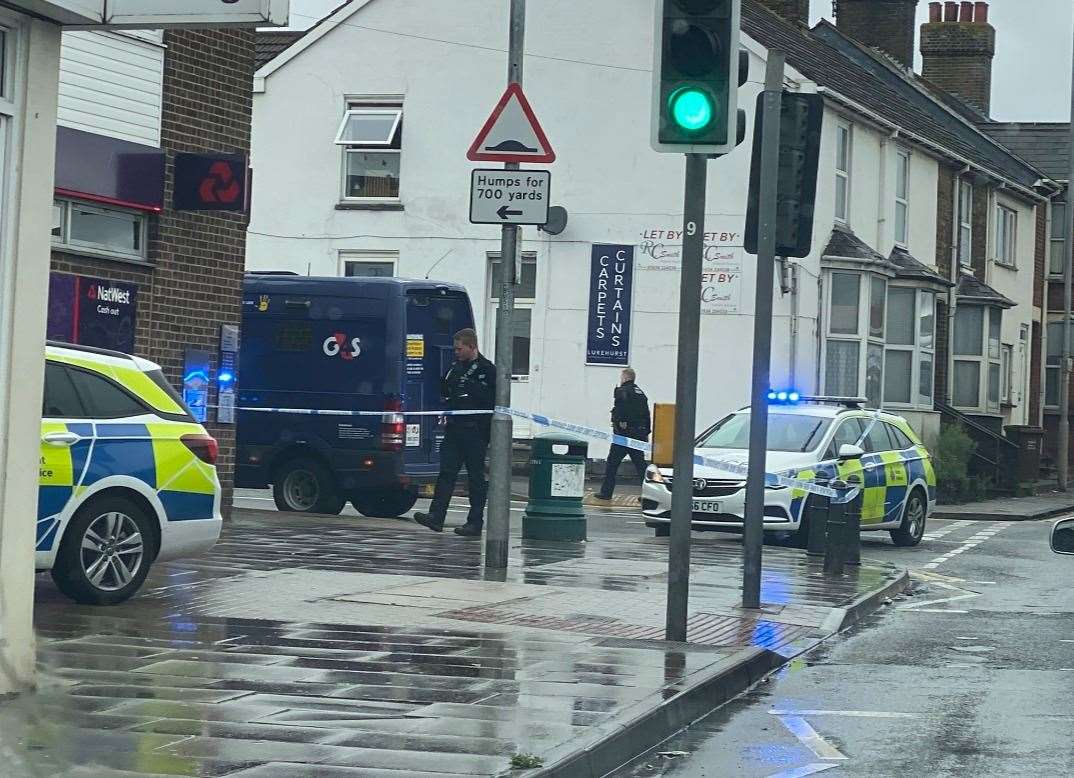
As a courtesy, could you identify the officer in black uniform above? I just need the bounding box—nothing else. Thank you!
[596,368,650,500]
[415,328,496,537]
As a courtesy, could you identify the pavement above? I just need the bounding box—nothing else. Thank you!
[932,490,1074,521]
[611,515,1074,777]
[1,500,906,777]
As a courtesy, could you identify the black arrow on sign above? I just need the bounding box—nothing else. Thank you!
[497,205,523,220]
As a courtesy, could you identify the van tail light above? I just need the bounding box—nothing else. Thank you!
[381,397,405,452]
[182,434,219,465]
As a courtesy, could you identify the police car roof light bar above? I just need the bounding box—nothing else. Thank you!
[797,395,868,408]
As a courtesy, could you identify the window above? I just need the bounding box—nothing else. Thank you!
[825,417,865,459]
[336,102,402,201]
[42,363,87,418]
[825,273,862,397]
[1001,343,1013,405]
[835,124,851,223]
[884,287,915,405]
[869,277,886,339]
[825,340,860,397]
[1050,200,1066,277]
[863,421,894,453]
[699,413,832,454]
[958,180,973,268]
[830,273,860,334]
[894,150,910,246]
[340,251,396,278]
[995,204,1017,268]
[1047,320,1066,408]
[953,304,1002,413]
[866,343,884,408]
[886,423,915,450]
[67,368,146,418]
[488,253,537,379]
[51,198,147,261]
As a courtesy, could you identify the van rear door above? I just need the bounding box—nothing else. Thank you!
[403,291,476,466]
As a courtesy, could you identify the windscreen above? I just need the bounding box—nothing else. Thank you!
[698,413,832,453]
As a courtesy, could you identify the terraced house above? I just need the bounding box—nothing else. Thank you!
[248,0,1058,493]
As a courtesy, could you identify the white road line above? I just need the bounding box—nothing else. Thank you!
[770,710,916,718]
[923,520,976,541]
[778,716,847,760]
[922,524,1008,569]
[899,592,980,610]
[766,764,838,778]
[908,608,969,613]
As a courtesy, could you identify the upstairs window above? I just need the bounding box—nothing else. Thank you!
[958,180,973,268]
[894,150,910,246]
[835,123,851,223]
[335,102,402,201]
[995,204,1017,269]
[1050,200,1067,277]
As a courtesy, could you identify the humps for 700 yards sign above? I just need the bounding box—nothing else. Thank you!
[469,169,551,226]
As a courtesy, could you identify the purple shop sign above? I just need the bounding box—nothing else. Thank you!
[47,272,138,355]
[586,244,634,366]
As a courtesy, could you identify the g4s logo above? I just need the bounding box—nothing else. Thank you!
[323,333,362,361]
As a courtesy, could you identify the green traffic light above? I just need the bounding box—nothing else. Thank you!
[670,88,714,131]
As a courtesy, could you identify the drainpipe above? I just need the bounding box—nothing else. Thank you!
[787,262,799,387]
[877,135,889,248]
[816,270,824,392]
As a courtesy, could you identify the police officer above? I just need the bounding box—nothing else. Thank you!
[415,328,496,537]
[596,368,650,500]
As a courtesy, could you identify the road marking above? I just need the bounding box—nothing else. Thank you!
[899,592,979,610]
[770,710,916,718]
[778,716,847,760]
[921,524,1007,570]
[922,520,976,541]
[909,608,969,613]
[766,764,838,778]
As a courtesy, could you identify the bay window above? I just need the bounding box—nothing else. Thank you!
[953,305,1002,413]
[884,288,935,408]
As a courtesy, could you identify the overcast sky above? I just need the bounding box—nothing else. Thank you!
[286,0,1073,122]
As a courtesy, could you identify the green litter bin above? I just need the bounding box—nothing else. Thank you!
[523,433,588,541]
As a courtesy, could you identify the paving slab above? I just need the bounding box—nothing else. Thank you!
[932,491,1074,521]
[0,509,907,777]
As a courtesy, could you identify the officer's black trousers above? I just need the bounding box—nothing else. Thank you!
[430,424,489,527]
[598,442,648,499]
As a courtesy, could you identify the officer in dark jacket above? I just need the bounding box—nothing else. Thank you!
[415,328,496,537]
[596,369,650,500]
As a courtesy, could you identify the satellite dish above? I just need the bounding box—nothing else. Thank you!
[539,205,568,235]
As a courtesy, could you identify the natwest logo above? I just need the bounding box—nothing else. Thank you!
[323,333,362,361]
[86,284,132,305]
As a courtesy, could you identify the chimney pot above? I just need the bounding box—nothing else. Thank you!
[929,2,942,22]
[944,1,958,21]
[959,1,974,21]
[975,1,989,23]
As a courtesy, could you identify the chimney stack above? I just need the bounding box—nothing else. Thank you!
[836,0,920,69]
[755,0,811,26]
[921,0,996,115]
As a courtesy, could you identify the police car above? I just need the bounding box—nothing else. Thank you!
[39,342,222,605]
[642,396,936,547]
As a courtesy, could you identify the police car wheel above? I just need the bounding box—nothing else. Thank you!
[273,458,344,514]
[353,487,418,518]
[50,496,153,606]
[890,488,927,547]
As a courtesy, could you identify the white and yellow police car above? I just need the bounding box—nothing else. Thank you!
[642,396,937,547]
[39,342,222,605]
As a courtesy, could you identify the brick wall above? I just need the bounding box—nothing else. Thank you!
[835,0,919,68]
[935,298,949,404]
[920,21,996,115]
[50,29,254,516]
[936,166,955,278]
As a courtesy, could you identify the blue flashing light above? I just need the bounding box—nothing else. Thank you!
[776,391,788,402]
[767,390,777,401]
[217,371,235,384]
[788,391,800,403]
[767,388,803,406]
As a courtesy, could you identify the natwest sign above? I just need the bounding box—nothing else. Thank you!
[23,0,288,27]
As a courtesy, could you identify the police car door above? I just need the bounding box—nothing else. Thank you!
[39,362,92,555]
[861,421,905,525]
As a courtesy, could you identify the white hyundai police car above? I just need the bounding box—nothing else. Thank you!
[642,396,936,547]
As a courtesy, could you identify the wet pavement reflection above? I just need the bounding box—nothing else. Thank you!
[0,509,903,776]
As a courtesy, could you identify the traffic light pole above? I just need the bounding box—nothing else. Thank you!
[742,52,785,610]
[485,0,525,569]
[665,152,707,643]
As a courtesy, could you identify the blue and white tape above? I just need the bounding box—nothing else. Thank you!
[235,404,859,503]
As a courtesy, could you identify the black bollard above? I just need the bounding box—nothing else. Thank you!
[806,475,831,557]
[823,479,848,576]
[845,474,862,567]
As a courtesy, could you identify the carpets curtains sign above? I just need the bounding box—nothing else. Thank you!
[586,244,634,366]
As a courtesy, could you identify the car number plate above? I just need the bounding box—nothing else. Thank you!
[692,500,720,513]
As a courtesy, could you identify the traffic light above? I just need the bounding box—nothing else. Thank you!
[651,0,743,154]
[744,92,825,258]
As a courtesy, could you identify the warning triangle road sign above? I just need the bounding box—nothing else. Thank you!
[467,83,556,164]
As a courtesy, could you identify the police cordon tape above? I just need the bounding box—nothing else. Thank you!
[236,405,859,503]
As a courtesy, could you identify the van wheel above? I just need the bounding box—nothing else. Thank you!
[273,458,344,514]
[353,487,419,518]
[50,495,153,605]
[890,488,927,547]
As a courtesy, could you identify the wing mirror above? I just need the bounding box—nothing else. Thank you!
[837,443,865,461]
[1050,518,1074,555]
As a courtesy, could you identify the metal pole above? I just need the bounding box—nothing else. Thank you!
[664,152,707,643]
[742,52,785,610]
[1059,19,1074,491]
[485,0,525,568]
